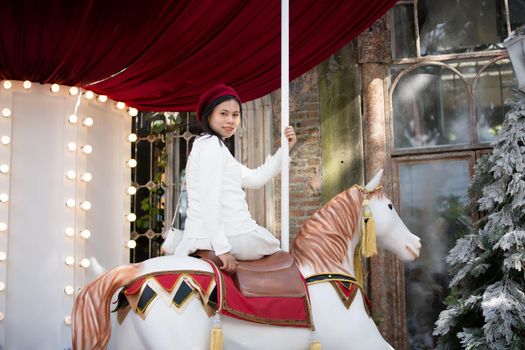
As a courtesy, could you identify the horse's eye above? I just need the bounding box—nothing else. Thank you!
[388,203,393,210]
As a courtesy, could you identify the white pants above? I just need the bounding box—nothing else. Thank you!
[174,226,280,260]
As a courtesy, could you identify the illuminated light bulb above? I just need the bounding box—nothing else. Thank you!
[81,145,93,154]
[64,285,74,295]
[127,159,137,168]
[128,107,138,117]
[51,84,60,93]
[23,80,32,89]
[0,252,6,261]
[127,186,137,195]
[127,213,136,222]
[65,227,75,237]
[82,117,93,127]
[2,81,11,90]
[0,223,7,232]
[80,229,91,239]
[1,136,10,145]
[0,165,8,174]
[65,198,75,208]
[84,91,94,100]
[2,108,11,117]
[116,102,125,110]
[80,201,91,211]
[0,194,8,203]
[64,316,72,325]
[97,95,107,103]
[126,240,137,249]
[0,282,5,291]
[79,258,90,268]
[80,172,92,182]
[128,133,138,142]
[69,87,79,96]
[68,114,78,124]
[64,256,74,266]
[66,170,76,180]
[67,142,77,151]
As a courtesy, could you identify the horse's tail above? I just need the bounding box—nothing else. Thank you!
[72,263,142,350]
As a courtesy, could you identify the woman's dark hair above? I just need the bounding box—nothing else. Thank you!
[199,94,241,147]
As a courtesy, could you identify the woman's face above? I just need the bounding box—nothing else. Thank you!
[208,99,241,139]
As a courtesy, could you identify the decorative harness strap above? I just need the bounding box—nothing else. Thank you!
[305,273,358,286]
[304,273,371,315]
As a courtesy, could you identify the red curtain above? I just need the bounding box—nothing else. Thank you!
[0,0,397,111]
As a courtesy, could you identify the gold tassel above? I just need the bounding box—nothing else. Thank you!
[309,331,322,350]
[210,312,223,350]
[353,247,364,288]
[360,199,377,257]
[310,341,322,350]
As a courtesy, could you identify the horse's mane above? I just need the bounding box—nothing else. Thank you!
[291,186,384,275]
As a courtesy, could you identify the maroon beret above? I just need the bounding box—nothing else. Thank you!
[196,84,241,122]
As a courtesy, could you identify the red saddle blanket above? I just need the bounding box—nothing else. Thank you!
[206,259,313,328]
[117,260,313,329]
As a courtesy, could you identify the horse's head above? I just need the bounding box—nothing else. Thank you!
[292,169,421,276]
[362,169,421,262]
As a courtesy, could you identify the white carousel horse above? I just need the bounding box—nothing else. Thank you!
[72,169,421,350]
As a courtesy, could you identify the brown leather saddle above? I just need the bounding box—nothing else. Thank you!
[192,250,306,298]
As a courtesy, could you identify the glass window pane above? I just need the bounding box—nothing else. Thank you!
[392,5,417,59]
[510,0,525,31]
[151,235,163,259]
[476,59,518,143]
[389,66,406,84]
[400,160,472,350]
[392,65,470,149]
[135,139,151,185]
[133,236,150,263]
[455,60,489,83]
[418,0,506,55]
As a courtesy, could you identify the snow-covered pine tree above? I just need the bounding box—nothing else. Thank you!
[434,93,525,350]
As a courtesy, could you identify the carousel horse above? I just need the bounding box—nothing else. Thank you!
[72,170,421,350]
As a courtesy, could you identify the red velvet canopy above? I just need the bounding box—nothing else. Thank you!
[0,0,396,111]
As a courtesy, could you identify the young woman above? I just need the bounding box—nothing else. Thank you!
[174,84,296,273]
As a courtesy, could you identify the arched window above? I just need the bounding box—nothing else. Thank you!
[475,59,516,142]
[388,1,522,348]
[392,64,470,149]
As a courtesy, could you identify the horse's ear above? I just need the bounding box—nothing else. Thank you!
[365,169,384,191]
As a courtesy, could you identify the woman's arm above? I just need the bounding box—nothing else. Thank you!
[240,148,284,189]
[240,126,297,189]
[197,138,232,255]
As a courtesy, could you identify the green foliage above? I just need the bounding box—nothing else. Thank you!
[135,186,164,230]
[144,112,182,135]
[136,112,182,230]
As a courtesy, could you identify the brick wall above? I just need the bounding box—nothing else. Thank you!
[270,68,323,241]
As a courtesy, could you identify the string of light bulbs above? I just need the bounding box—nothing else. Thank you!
[0,80,13,323]
[126,107,138,250]
[0,81,138,332]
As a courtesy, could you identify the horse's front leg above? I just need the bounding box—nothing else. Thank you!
[309,283,394,350]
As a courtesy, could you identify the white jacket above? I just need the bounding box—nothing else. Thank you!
[182,135,284,255]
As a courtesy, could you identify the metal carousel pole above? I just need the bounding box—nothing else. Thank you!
[280,0,290,251]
